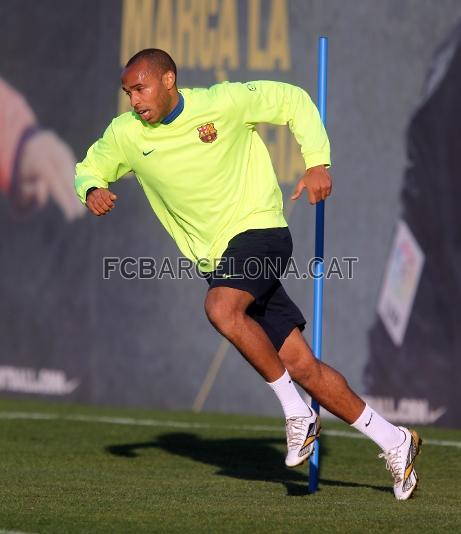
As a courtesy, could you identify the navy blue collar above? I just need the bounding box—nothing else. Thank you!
[161,93,184,125]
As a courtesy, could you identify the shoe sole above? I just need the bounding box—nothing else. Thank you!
[401,430,423,501]
[286,424,321,468]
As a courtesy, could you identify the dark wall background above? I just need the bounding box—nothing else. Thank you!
[1,0,460,426]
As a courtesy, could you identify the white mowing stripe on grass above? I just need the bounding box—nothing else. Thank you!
[1,411,460,449]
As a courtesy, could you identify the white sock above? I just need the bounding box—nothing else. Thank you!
[267,370,311,419]
[351,403,403,452]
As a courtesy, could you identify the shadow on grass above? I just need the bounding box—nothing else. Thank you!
[105,433,390,496]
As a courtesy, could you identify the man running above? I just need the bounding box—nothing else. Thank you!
[75,48,421,500]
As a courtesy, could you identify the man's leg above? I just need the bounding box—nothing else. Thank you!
[279,326,422,500]
[204,285,284,382]
[204,285,319,467]
[278,326,364,423]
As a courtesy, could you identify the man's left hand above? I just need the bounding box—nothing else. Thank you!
[291,165,332,204]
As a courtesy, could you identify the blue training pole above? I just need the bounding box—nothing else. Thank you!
[308,36,328,494]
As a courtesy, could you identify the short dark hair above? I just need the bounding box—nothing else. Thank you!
[125,48,177,80]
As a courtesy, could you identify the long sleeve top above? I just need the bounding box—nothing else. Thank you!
[75,80,330,272]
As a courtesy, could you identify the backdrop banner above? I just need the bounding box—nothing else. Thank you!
[366,23,461,427]
[1,0,460,427]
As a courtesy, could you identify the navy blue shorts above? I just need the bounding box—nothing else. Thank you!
[204,227,306,351]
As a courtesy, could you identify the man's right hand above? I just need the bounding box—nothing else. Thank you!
[86,188,117,216]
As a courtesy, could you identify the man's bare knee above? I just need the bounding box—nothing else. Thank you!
[204,294,231,330]
[204,287,251,335]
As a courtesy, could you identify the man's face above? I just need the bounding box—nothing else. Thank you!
[121,60,175,124]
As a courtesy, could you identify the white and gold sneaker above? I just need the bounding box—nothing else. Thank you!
[379,426,422,500]
[285,410,320,468]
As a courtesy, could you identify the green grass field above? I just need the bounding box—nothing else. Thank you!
[1,398,460,534]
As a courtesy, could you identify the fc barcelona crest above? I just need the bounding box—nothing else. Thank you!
[197,123,218,143]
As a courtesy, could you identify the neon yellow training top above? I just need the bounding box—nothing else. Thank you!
[75,81,330,272]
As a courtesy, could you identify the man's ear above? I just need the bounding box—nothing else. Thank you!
[163,70,176,90]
